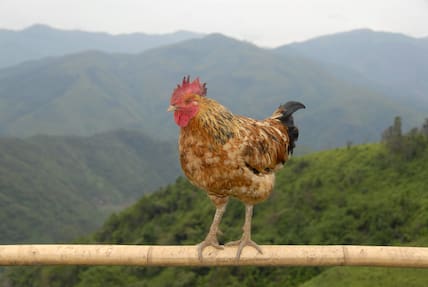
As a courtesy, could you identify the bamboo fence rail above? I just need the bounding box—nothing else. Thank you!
[1,245,428,267]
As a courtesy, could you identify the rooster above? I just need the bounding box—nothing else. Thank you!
[168,76,305,260]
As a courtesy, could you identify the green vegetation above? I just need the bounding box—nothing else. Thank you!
[301,267,428,287]
[0,129,180,243]
[5,118,428,286]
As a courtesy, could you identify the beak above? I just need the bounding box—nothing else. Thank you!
[167,105,176,112]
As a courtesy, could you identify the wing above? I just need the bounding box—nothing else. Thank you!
[237,117,290,175]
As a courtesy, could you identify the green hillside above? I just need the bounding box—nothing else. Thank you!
[301,267,428,287]
[0,34,424,149]
[6,121,428,286]
[0,129,180,243]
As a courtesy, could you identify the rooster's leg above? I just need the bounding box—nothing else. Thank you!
[197,198,228,260]
[226,204,262,259]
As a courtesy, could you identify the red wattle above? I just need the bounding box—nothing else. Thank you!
[174,106,199,127]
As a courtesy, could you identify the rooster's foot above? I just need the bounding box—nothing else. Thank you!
[225,237,263,260]
[197,237,223,261]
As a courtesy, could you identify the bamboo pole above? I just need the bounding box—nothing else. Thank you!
[1,245,428,267]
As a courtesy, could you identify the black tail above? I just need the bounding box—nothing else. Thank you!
[276,101,305,154]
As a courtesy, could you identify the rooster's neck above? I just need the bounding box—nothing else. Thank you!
[182,98,238,145]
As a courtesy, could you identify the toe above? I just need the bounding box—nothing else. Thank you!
[197,240,224,261]
[227,238,263,260]
[225,240,240,247]
[247,239,263,254]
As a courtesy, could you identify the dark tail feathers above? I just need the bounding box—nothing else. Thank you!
[276,101,305,154]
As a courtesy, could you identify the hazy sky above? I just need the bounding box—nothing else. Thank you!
[1,0,427,47]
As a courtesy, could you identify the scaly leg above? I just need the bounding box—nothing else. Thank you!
[197,199,228,260]
[226,204,263,259]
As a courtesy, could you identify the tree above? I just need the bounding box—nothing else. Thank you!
[421,118,428,137]
[381,116,403,153]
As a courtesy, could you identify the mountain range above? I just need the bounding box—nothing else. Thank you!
[277,29,428,108]
[0,27,426,150]
[0,24,202,69]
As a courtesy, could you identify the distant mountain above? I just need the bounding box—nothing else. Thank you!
[0,24,203,68]
[0,33,424,150]
[275,29,428,107]
[0,129,180,243]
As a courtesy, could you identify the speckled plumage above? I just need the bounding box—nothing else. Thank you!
[179,96,290,205]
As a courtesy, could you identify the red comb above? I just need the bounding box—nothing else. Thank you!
[171,76,207,103]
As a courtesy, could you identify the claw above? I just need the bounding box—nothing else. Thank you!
[226,237,263,260]
[197,238,223,261]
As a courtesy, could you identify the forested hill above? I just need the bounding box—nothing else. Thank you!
[0,129,180,243]
[6,122,428,286]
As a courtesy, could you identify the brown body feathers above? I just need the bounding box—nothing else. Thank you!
[179,96,304,204]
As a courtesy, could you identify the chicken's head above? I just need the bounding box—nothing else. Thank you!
[168,76,207,127]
